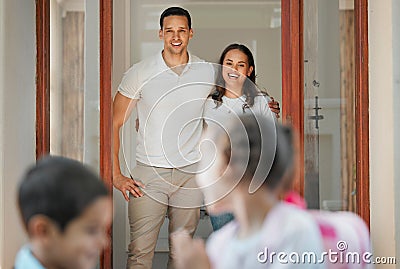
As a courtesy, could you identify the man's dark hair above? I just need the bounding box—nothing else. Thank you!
[18,156,109,232]
[160,6,192,29]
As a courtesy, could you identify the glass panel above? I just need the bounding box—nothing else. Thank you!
[303,0,356,212]
[50,0,88,162]
[112,1,282,267]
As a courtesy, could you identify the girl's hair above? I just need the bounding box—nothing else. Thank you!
[221,114,294,190]
[18,156,109,232]
[210,43,268,112]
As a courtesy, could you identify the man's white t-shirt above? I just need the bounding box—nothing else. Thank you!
[118,51,215,168]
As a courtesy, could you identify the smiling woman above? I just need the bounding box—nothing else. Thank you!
[34,0,370,269]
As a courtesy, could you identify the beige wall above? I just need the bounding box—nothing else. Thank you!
[0,0,36,268]
[369,0,398,268]
[393,0,400,265]
[0,0,4,267]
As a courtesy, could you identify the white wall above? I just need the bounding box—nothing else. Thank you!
[0,0,36,268]
[369,0,397,267]
[393,0,400,265]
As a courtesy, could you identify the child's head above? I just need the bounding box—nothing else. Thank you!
[197,114,295,214]
[18,156,112,269]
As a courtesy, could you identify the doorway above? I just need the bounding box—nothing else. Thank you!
[35,0,369,268]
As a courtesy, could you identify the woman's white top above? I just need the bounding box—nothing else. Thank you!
[203,94,275,128]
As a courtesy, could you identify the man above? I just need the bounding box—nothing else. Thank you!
[113,6,280,269]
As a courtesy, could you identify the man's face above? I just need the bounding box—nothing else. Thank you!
[159,15,193,55]
[43,197,112,269]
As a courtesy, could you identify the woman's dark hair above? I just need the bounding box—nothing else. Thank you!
[160,7,192,29]
[18,156,109,232]
[211,43,268,112]
[222,114,294,191]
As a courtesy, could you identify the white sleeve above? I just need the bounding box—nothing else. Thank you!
[118,66,141,100]
[256,95,276,120]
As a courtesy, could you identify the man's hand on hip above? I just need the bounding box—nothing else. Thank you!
[113,174,145,201]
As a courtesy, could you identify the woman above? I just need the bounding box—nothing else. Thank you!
[204,43,278,231]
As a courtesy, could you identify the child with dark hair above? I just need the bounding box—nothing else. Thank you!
[14,156,112,269]
[172,115,325,269]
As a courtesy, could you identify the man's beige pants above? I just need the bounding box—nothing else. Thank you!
[126,162,202,269]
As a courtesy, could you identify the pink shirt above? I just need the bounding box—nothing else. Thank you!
[206,202,326,269]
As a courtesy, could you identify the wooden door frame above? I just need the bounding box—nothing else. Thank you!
[36,0,370,268]
[35,0,50,159]
[99,0,113,268]
[35,0,113,268]
[281,0,370,226]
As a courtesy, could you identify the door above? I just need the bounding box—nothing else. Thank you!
[303,0,357,212]
[281,0,369,218]
[36,0,369,268]
[116,1,283,267]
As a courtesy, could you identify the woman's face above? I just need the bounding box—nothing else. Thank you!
[222,49,254,91]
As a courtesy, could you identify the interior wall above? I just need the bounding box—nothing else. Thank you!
[318,0,341,206]
[0,0,36,268]
[0,0,5,266]
[112,1,132,268]
[130,1,282,104]
[303,0,343,208]
[84,0,100,170]
[392,0,400,264]
[50,0,63,155]
[369,0,397,266]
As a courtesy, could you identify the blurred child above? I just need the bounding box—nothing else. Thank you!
[172,115,325,269]
[14,156,112,269]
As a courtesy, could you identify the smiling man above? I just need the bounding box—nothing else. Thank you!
[113,7,215,269]
[113,6,279,269]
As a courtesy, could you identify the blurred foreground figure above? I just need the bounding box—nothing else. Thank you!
[14,156,112,269]
[172,114,372,269]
